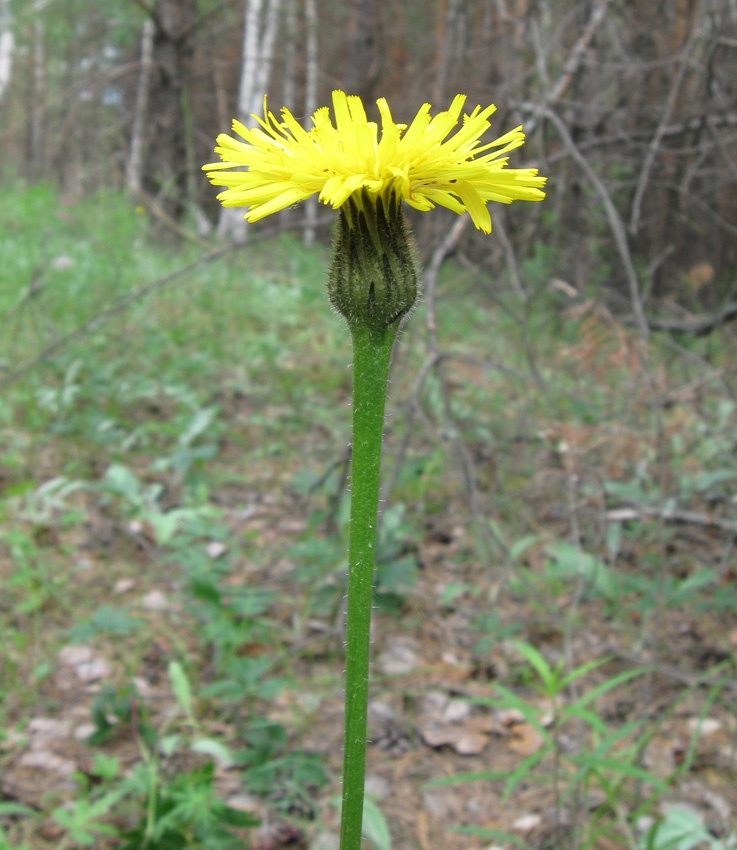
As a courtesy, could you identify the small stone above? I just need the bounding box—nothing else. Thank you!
[635,815,655,833]
[75,659,111,683]
[58,644,93,666]
[309,831,340,850]
[226,793,260,813]
[205,541,227,559]
[368,700,396,722]
[422,690,449,713]
[443,700,472,724]
[132,676,152,696]
[377,639,420,675]
[687,717,721,735]
[141,590,169,611]
[27,717,71,740]
[364,775,390,799]
[114,578,135,594]
[73,724,97,740]
[58,643,110,682]
[51,254,74,271]
[512,813,542,832]
[422,788,458,820]
[278,519,307,534]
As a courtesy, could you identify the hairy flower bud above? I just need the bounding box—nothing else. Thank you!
[328,189,419,331]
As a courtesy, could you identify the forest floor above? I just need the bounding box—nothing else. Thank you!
[1,187,736,850]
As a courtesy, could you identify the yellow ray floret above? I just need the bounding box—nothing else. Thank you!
[203,90,547,233]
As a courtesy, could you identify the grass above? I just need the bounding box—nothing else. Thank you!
[1,183,737,849]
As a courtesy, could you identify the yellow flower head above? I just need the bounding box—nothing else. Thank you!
[203,90,546,234]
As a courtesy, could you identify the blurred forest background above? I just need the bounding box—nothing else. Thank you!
[2,1,737,850]
[3,0,737,289]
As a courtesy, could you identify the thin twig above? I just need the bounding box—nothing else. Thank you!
[607,505,737,537]
[490,208,525,301]
[522,0,615,136]
[527,103,650,341]
[629,29,699,235]
[645,304,737,336]
[455,253,549,392]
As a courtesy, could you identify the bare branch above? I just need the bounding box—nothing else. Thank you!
[629,29,700,235]
[527,103,650,341]
[646,303,737,336]
[607,505,737,537]
[490,208,525,301]
[524,0,615,136]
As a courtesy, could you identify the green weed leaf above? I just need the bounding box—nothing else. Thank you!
[362,797,392,850]
[191,737,235,768]
[168,660,195,720]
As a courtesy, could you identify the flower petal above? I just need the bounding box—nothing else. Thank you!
[202,90,547,230]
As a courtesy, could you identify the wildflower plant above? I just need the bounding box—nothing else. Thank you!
[204,90,546,850]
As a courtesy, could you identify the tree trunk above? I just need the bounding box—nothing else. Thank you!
[145,0,197,220]
[302,0,319,246]
[343,0,381,101]
[0,0,13,121]
[30,17,45,179]
[217,0,282,242]
[126,17,155,194]
[432,0,465,107]
[282,0,297,112]
[252,0,281,110]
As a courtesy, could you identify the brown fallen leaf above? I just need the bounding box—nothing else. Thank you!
[454,732,490,756]
[419,714,498,755]
[19,750,76,777]
[419,723,461,749]
[507,722,546,755]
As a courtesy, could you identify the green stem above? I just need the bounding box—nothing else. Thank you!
[339,322,398,850]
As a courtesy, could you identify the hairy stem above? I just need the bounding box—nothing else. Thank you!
[339,322,397,850]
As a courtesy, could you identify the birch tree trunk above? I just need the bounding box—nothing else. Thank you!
[0,0,13,122]
[252,0,281,109]
[126,17,155,193]
[30,17,45,178]
[302,0,319,246]
[281,0,297,112]
[217,0,282,242]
